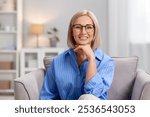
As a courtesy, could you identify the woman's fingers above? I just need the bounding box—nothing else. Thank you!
[74,46,81,52]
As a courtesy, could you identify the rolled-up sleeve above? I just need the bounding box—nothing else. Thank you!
[83,60,115,99]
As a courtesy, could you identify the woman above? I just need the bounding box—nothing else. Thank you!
[40,10,115,100]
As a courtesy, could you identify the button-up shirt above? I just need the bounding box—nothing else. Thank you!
[40,48,115,100]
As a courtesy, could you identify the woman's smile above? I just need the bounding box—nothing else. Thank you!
[79,35,88,40]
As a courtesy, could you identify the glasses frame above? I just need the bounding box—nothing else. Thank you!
[72,24,95,33]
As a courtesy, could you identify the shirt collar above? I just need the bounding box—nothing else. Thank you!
[94,48,103,61]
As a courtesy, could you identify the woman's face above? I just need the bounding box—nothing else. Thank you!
[72,15,94,46]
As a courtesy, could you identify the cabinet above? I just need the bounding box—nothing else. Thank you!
[0,0,22,94]
[20,48,64,76]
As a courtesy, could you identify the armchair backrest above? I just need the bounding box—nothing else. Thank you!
[108,57,138,99]
[14,69,45,100]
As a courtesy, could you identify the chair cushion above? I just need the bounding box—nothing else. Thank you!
[108,57,138,100]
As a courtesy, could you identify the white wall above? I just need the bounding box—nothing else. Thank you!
[22,0,108,52]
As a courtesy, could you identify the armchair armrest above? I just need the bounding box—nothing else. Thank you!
[131,69,150,100]
[14,68,45,100]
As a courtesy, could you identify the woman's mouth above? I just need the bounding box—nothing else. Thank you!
[79,36,88,40]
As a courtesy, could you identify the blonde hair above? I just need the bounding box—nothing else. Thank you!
[67,10,101,49]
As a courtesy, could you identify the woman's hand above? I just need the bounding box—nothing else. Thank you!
[74,44,95,61]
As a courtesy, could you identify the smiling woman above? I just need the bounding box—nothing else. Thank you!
[39,10,115,100]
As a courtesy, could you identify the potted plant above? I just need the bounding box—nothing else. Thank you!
[47,27,59,47]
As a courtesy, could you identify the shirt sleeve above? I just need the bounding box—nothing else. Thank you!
[39,59,60,100]
[83,59,115,99]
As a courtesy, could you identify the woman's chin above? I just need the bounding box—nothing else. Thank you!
[77,43,88,45]
[77,41,90,45]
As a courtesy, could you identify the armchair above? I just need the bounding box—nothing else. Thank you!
[14,57,150,100]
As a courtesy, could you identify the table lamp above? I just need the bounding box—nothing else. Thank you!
[30,24,44,47]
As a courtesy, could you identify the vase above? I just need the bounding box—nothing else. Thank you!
[50,39,57,47]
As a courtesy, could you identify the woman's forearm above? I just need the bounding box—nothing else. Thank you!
[85,57,97,83]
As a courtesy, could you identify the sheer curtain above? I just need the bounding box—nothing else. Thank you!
[129,0,150,73]
[108,0,130,56]
[129,0,150,42]
[108,0,150,73]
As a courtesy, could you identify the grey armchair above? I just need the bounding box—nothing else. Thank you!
[14,57,150,100]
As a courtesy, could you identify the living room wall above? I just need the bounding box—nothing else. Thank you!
[22,0,108,52]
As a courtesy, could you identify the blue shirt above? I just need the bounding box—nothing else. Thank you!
[40,48,115,100]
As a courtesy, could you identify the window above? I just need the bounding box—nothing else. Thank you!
[129,0,150,42]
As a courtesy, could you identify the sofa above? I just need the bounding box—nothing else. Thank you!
[14,56,150,100]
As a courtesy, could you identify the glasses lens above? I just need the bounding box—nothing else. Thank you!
[73,24,94,32]
[85,25,94,32]
[73,25,82,31]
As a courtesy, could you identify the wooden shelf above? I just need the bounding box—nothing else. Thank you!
[0,31,17,34]
[0,11,17,14]
[0,70,16,73]
[0,89,14,95]
[0,50,17,53]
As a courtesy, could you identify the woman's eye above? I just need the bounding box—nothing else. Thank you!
[75,26,82,29]
[86,26,93,29]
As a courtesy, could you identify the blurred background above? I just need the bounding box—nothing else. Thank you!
[23,0,150,73]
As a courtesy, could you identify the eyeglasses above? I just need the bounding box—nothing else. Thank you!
[73,24,94,33]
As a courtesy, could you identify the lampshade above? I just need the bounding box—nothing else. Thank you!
[30,24,44,35]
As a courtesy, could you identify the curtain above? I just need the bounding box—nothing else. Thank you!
[129,0,150,73]
[108,0,130,57]
[108,0,150,73]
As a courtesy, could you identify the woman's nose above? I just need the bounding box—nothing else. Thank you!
[80,27,87,34]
